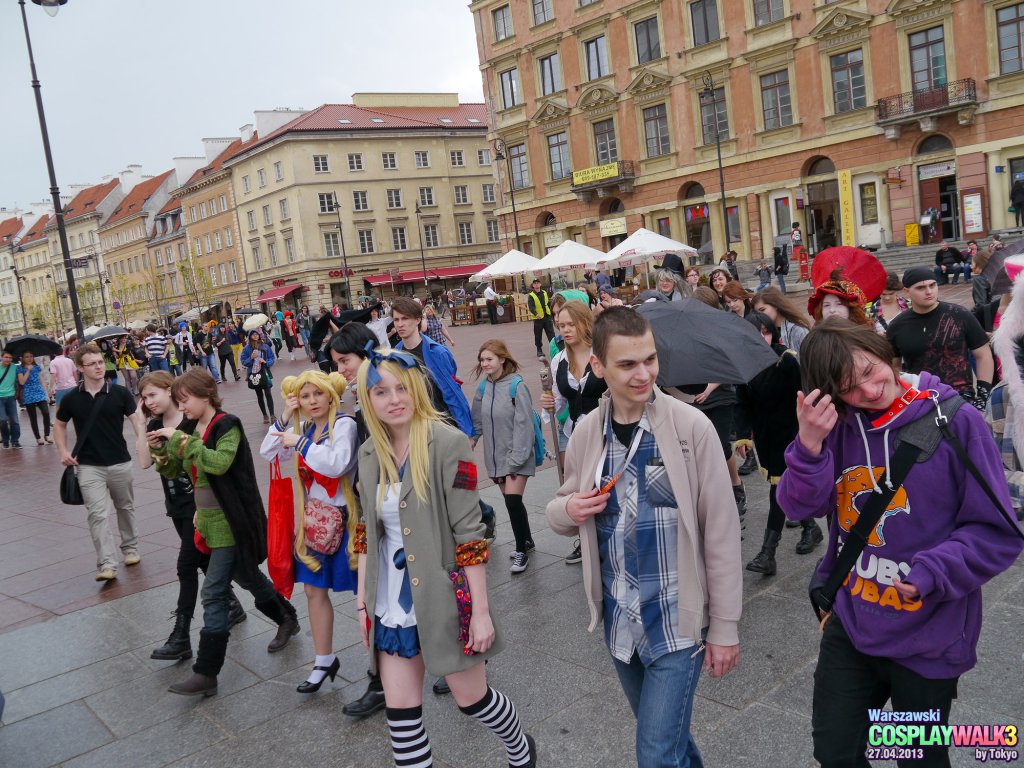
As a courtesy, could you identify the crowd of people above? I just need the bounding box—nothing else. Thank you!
[6,237,1024,768]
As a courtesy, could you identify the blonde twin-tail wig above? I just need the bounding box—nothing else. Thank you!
[280,370,361,571]
[355,354,442,507]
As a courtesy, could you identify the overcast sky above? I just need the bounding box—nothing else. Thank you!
[1,0,485,211]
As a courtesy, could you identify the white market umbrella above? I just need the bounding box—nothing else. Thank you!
[598,228,698,270]
[242,313,270,332]
[471,249,542,280]
[534,240,604,273]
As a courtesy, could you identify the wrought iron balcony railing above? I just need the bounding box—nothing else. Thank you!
[570,160,637,192]
[876,78,977,123]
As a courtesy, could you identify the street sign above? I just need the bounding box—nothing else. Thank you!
[71,258,88,269]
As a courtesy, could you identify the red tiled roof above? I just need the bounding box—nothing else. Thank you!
[241,103,488,155]
[61,178,120,222]
[103,170,174,228]
[183,138,245,187]
[157,196,181,215]
[0,216,23,246]
[18,214,50,246]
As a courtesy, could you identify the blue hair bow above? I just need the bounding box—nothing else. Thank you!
[363,341,419,387]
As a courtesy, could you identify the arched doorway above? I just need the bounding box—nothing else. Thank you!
[804,156,839,253]
[915,134,958,242]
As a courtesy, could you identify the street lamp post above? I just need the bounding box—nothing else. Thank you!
[10,264,29,334]
[330,193,353,308]
[491,139,522,252]
[700,70,730,252]
[18,0,85,341]
[86,249,109,323]
[414,203,429,291]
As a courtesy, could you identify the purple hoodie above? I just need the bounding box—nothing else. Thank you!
[778,371,1023,678]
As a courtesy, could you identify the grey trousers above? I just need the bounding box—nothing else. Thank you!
[78,462,139,570]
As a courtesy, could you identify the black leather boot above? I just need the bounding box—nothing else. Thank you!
[796,519,824,554]
[227,594,247,628]
[256,594,300,653]
[342,670,387,717]
[732,484,747,527]
[151,611,192,661]
[738,452,758,475]
[746,530,781,575]
[168,629,228,697]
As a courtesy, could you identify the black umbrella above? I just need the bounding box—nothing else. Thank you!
[86,325,130,342]
[3,334,61,359]
[980,239,1024,296]
[636,299,782,386]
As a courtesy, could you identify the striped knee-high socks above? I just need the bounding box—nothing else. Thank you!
[459,687,532,767]
[386,706,432,768]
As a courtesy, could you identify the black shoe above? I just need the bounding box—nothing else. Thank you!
[268,614,299,653]
[296,656,340,693]
[255,594,300,653]
[432,676,450,695]
[564,539,582,564]
[738,453,758,475]
[796,520,824,554]
[343,683,387,718]
[151,611,192,661]
[168,672,217,697]
[522,733,538,768]
[509,539,535,559]
[785,519,801,528]
[732,485,747,526]
[746,530,780,575]
[227,598,247,628]
[480,501,496,542]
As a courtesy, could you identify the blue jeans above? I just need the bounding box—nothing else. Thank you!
[776,273,788,294]
[612,644,707,767]
[55,387,75,405]
[199,352,221,382]
[201,544,278,634]
[149,358,170,373]
[0,396,21,446]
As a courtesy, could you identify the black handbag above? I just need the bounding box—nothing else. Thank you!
[59,391,106,506]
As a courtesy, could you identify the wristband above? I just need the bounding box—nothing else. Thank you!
[356,605,366,612]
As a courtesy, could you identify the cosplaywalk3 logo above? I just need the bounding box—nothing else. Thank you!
[867,709,1019,762]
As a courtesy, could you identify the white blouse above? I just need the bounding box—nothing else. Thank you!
[259,416,358,506]
[375,484,417,628]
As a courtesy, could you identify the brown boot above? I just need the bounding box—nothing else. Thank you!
[168,672,217,697]
[256,594,300,653]
[168,629,228,696]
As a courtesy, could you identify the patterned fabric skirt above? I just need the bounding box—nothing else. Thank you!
[374,616,421,658]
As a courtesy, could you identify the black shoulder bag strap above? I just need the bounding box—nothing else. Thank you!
[72,389,107,459]
[0,365,11,387]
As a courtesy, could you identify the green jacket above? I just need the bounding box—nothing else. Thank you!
[359,422,504,676]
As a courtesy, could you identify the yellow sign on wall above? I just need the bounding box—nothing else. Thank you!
[572,162,620,186]
[905,223,920,247]
[837,169,856,246]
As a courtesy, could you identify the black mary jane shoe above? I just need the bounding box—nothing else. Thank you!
[296,656,340,693]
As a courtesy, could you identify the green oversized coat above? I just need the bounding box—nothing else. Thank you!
[359,421,504,676]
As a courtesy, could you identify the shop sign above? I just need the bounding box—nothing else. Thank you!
[963,193,984,234]
[917,161,956,181]
[328,269,354,278]
[272,278,287,286]
[837,169,856,246]
[543,231,562,247]
[599,218,627,237]
[572,162,620,186]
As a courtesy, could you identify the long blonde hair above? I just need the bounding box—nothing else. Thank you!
[355,353,441,506]
[280,370,360,571]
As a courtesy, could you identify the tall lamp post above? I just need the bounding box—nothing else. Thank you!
[414,203,429,290]
[700,70,730,252]
[491,139,522,252]
[86,249,110,323]
[329,193,354,307]
[18,0,85,341]
[10,264,29,334]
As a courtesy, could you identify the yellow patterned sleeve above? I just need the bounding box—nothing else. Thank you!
[352,522,367,555]
[455,540,489,567]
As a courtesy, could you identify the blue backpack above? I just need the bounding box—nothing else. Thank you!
[477,375,546,466]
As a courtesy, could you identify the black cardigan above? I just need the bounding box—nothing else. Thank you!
[737,346,801,477]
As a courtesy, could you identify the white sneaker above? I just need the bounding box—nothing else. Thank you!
[95,567,117,581]
[124,552,141,566]
[510,551,529,574]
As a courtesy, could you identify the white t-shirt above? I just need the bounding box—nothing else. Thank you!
[484,286,498,301]
[375,484,417,628]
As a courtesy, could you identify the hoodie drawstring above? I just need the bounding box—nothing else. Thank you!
[855,414,889,494]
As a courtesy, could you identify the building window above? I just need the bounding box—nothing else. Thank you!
[493,4,513,41]
[279,198,290,220]
[860,183,879,224]
[701,86,729,144]
[170,273,178,292]
[208,266,217,286]
[499,68,522,108]
[486,220,500,242]
[313,155,330,173]
[229,261,238,282]
[753,0,784,27]
[478,148,491,165]
[509,143,530,189]
[423,224,439,248]
[593,119,618,164]
[381,152,397,169]
[547,131,571,179]
[454,185,469,204]
[998,3,1024,74]
[199,202,208,219]
[539,52,563,95]
[533,0,553,23]
[166,246,174,264]
[584,35,608,80]
[353,190,369,211]
[831,49,866,113]
[760,70,793,130]
[257,168,267,187]
[220,263,228,285]
[482,183,496,204]
[324,232,341,258]
[909,26,947,92]
[189,205,197,222]
[392,227,408,250]
[358,229,375,254]
[224,228,232,247]
[384,189,402,209]
[318,193,335,213]
[347,153,363,171]
[155,250,163,266]
[246,210,257,230]
[214,231,223,250]
[656,216,671,237]
[273,161,283,181]
[419,187,435,206]
[219,194,227,212]
[691,0,720,46]
[284,238,295,263]
[458,222,474,245]
[643,104,670,158]
[242,175,251,193]
[268,242,278,267]
[634,16,661,64]
[414,151,430,168]
[262,205,272,226]
[450,150,465,167]
[252,244,262,271]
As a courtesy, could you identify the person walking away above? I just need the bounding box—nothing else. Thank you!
[778,319,1023,767]
[483,282,499,324]
[144,326,170,373]
[1010,179,1024,229]
[49,346,78,405]
[115,337,141,395]
[137,372,245,662]
[526,277,556,358]
[472,341,537,573]
[545,308,741,768]
[772,234,791,295]
[216,327,239,382]
[54,343,143,580]
[17,352,52,446]
[261,370,359,693]
[354,349,538,768]
[0,350,20,449]
[269,317,284,355]
[241,330,277,424]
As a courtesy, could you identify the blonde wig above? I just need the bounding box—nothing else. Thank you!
[279,370,361,570]
[355,352,441,506]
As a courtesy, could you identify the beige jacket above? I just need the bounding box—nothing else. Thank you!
[545,388,743,647]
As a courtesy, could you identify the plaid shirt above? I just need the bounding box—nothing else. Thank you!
[985,382,1024,517]
[595,407,696,665]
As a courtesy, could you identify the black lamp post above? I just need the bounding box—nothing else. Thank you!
[329,193,353,307]
[10,262,29,334]
[414,203,429,290]
[85,248,110,323]
[18,0,85,342]
[46,273,65,335]
[700,70,730,251]
[491,139,522,252]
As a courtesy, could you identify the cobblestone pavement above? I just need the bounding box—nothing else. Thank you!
[1,282,1020,768]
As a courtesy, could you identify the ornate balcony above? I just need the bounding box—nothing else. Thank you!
[570,160,636,201]
[875,78,978,139]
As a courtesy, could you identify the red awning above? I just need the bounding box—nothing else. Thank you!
[255,283,302,303]
[362,264,487,286]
